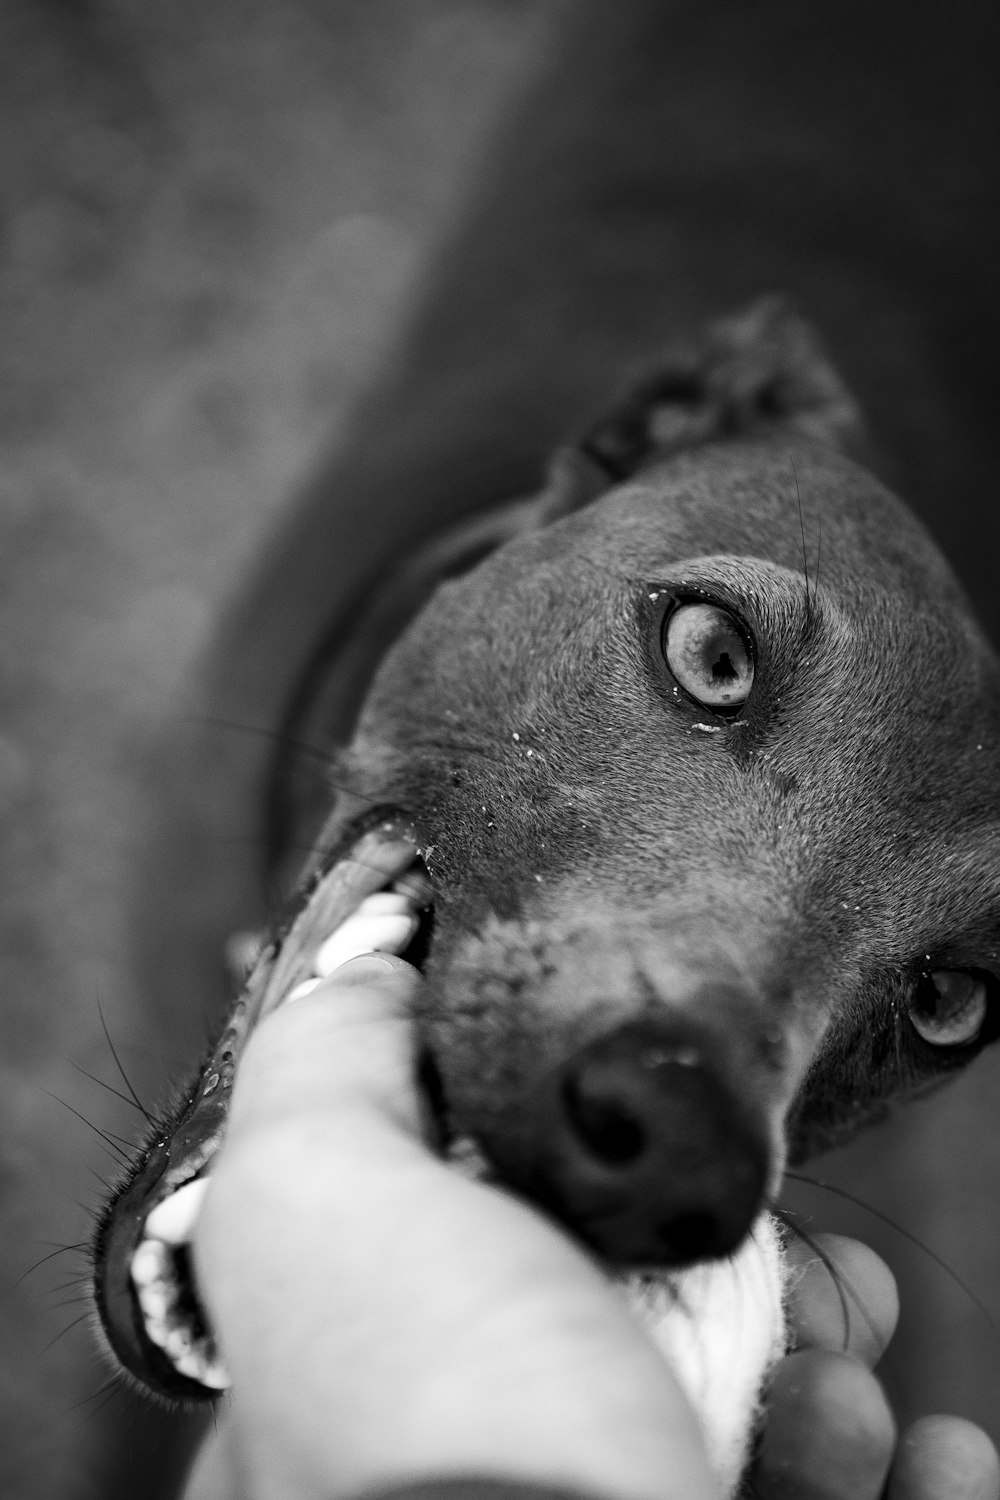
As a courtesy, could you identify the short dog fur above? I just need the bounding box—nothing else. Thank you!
[93,300,1000,1488]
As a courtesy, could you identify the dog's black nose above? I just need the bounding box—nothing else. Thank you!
[524,1019,770,1266]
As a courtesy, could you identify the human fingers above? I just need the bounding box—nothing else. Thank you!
[784,1231,899,1367]
[886,1415,1000,1500]
[225,951,428,1140]
[752,1347,896,1500]
[751,1232,899,1500]
[758,1234,999,1500]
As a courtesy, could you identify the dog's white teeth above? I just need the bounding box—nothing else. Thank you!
[314,894,419,975]
[129,873,430,1397]
[447,1135,494,1181]
[392,867,434,907]
[172,1349,208,1381]
[143,1317,171,1351]
[132,1178,233,1392]
[194,1354,232,1390]
[144,1177,210,1246]
[136,1282,173,1323]
[353,891,415,917]
[287,977,324,1003]
[173,1347,231,1388]
[165,1326,195,1362]
[130,1237,171,1287]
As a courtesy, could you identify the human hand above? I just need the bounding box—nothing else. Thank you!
[187,956,1000,1500]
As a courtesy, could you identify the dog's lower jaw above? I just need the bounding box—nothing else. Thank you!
[624,1212,786,1496]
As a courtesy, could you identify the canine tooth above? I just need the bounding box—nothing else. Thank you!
[172,1343,229,1387]
[315,911,419,974]
[175,1344,232,1386]
[145,1177,210,1246]
[178,1340,232,1390]
[172,1350,207,1381]
[355,892,413,917]
[131,1238,171,1287]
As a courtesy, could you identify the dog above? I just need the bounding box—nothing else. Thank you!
[91,300,1000,1493]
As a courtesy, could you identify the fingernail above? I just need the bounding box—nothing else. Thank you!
[284,953,404,1005]
[326,953,403,986]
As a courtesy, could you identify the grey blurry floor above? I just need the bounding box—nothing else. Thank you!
[2,3,999,1497]
[0,5,544,1494]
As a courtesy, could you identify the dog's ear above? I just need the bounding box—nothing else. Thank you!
[541,296,872,520]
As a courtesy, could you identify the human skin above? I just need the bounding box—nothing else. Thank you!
[187,957,1000,1500]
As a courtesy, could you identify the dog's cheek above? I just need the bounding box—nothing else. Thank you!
[783,988,978,1162]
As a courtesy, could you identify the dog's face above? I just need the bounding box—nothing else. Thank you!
[91,308,1000,1408]
[333,436,1000,1261]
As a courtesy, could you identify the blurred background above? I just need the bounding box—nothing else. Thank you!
[1,3,998,1496]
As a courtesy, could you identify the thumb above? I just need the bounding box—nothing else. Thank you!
[226,953,427,1142]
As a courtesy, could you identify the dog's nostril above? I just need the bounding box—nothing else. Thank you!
[562,1075,646,1165]
[657,1211,722,1261]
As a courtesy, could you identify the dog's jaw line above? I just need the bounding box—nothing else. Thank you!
[126,861,433,1396]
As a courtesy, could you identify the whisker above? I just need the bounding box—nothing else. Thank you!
[47,1292,93,1311]
[14,1242,89,1288]
[41,1090,135,1163]
[774,1208,853,1351]
[65,1374,123,1416]
[97,1002,156,1125]
[185,714,338,769]
[785,1171,995,1327]
[42,1310,92,1354]
[72,1063,158,1123]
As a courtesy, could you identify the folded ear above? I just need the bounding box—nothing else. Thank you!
[558,295,871,505]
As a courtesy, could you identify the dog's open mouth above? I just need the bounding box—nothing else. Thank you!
[94,817,437,1403]
[94,814,787,1498]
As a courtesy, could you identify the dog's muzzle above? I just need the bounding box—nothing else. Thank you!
[482,1015,771,1267]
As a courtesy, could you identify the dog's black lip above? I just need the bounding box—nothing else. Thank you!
[415,1042,452,1153]
[91,1105,220,1406]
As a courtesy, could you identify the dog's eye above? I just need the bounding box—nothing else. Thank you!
[662,603,753,709]
[909,969,990,1047]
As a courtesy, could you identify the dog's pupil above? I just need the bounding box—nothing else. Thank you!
[711,649,736,682]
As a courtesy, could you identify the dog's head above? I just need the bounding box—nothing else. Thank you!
[93,301,1000,1401]
[340,432,1000,1256]
[318,300,1000,1267]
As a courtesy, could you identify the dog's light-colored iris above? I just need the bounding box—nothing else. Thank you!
[909,969,989,1046]
[664,602,753,709]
